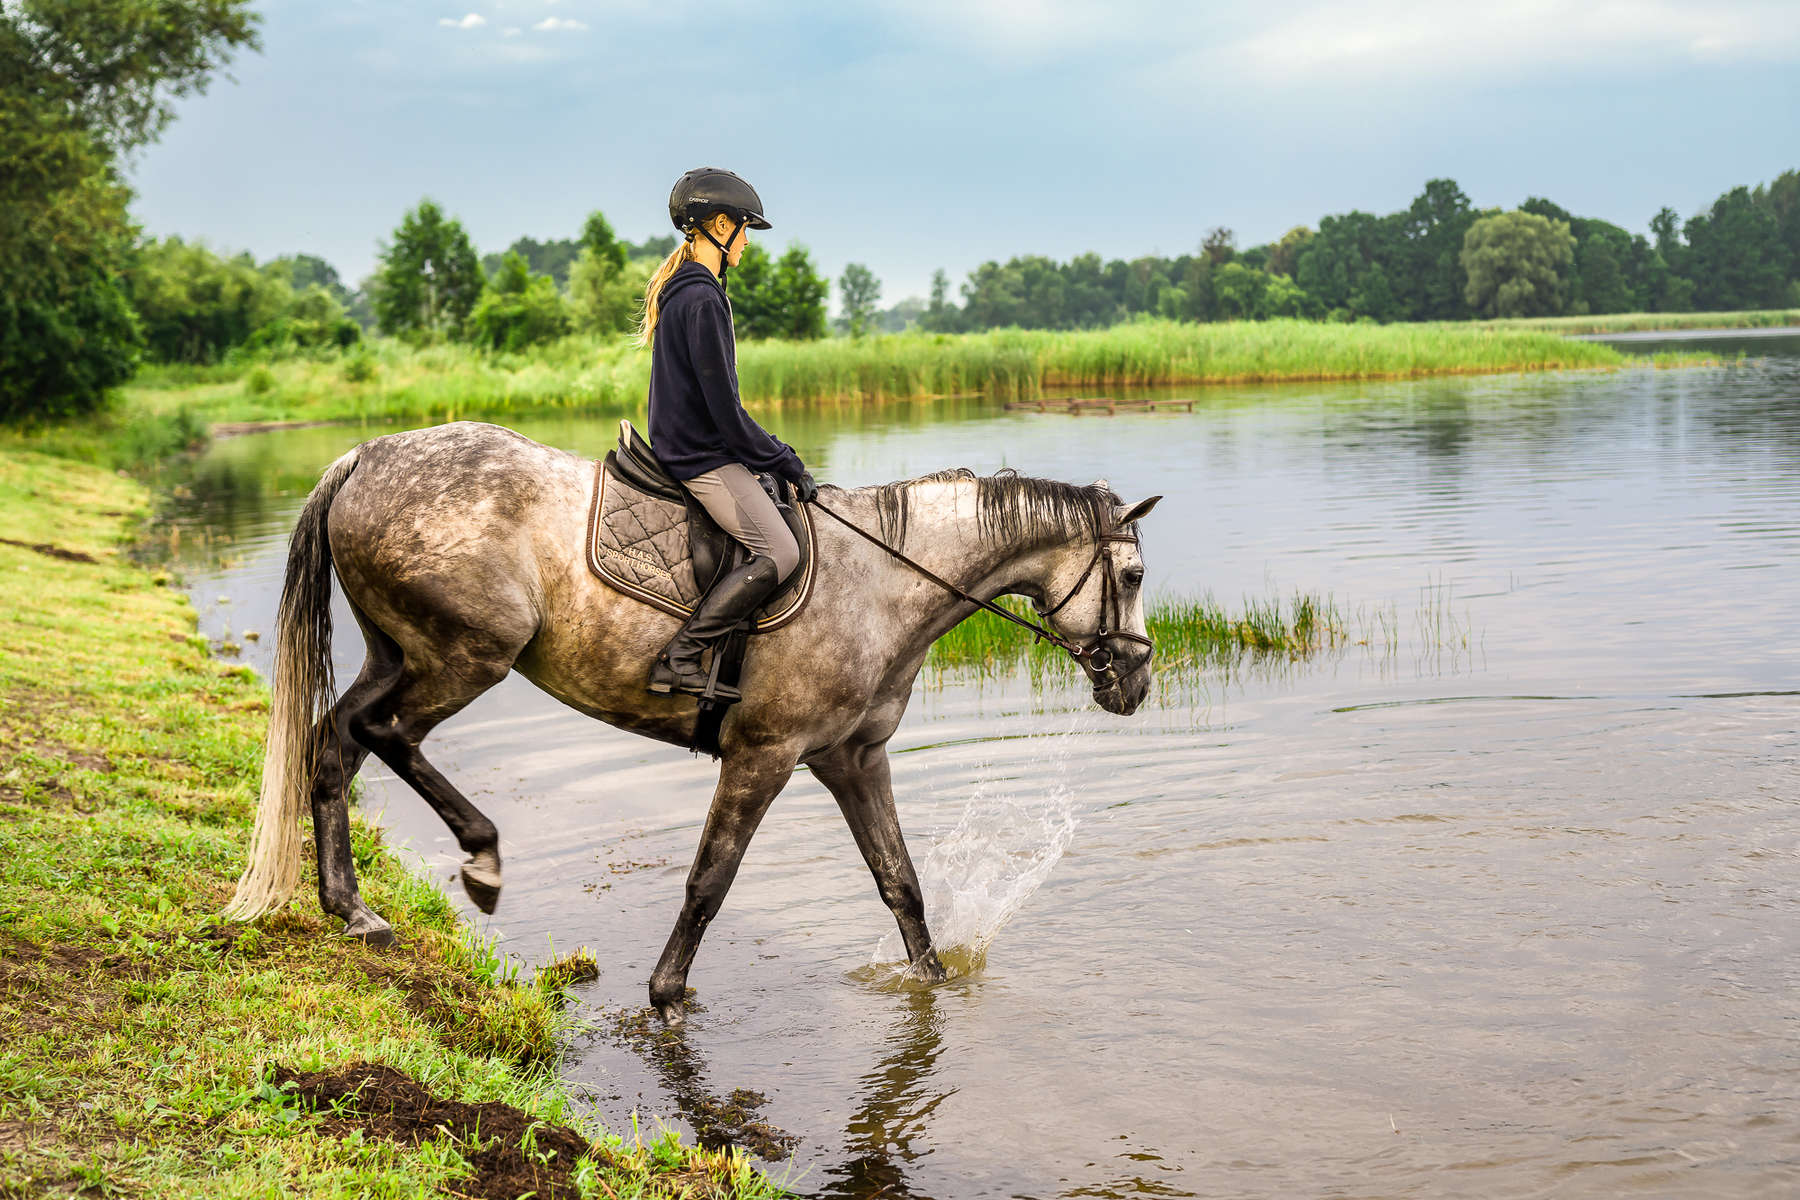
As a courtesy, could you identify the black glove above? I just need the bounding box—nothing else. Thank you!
[794,471,820,503]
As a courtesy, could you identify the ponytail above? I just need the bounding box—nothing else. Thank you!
[636,237,697,347]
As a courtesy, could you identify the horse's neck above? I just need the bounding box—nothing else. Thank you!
[844,482,1060,649]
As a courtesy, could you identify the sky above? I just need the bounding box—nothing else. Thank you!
[126,0,1800,310]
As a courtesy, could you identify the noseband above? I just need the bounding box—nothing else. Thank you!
[810,500,1150,676]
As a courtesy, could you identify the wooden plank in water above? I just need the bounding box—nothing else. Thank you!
[1004,396,1198,414]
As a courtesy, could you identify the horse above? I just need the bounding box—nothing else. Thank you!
[223,420,1161,1024]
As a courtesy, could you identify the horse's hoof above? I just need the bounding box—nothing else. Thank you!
[461,850,502,915]
[656,1001,686,1027]
[907,952,947,983]
[343,906,397,947]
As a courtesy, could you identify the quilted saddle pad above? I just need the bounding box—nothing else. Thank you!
[583,460,815,633]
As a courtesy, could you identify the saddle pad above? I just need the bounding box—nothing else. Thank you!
[584,460,815,632]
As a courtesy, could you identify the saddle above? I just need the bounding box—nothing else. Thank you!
[586,420,816,631]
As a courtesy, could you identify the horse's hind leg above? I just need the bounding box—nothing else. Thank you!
[346,633,521,915]
[310,606,403,943]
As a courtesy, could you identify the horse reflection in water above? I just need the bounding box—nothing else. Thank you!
[613,989,949,1197]
[221,422,1160,1022]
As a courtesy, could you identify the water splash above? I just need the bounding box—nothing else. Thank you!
[873,725,1083,976]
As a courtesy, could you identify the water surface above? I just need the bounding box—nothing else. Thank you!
[153,341,1800,1198]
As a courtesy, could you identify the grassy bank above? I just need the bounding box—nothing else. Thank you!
[0,449,781,1197]
[108,317,1678,434]
[1481,308,1800,335]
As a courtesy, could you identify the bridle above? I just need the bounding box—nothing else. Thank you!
[810,499,1152,676]
[1033,530,1152,674]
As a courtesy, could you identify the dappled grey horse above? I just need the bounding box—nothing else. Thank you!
[225,421,1160,1023]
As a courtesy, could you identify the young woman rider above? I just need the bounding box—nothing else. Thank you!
[638,167,820,698]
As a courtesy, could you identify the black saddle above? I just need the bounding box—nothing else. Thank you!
[604,421,811,604]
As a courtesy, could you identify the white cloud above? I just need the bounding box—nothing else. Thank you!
[533,16,589,31]
[1201,0,1800,84]
[438,12,487,29]
[502,25,522,36]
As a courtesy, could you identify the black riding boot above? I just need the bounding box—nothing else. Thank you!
[647,553,782,700]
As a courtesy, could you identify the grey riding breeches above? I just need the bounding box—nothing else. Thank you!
[682,462,801,582]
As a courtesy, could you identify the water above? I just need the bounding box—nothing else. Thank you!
[150,336,1800,1198]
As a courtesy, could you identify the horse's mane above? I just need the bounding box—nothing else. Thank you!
[860,467,1120,549]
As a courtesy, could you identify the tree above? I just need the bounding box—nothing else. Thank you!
[372,199,483,339]
[1202,227,1236,265]
[567,250,648,336]
[838,263,881,337]
[1461,210,1575,317]
[772,245,830,339]
[1267,227,1314,279]
[581,212,628,276]
[128,237,290,362]
[565,209,644,335]
[2,0,259,418]
[731,243,829,340]
[240,285,362,355]
[918,268,962,333]
[265,253,353,307]
[1399,179,1476,320]
[1684,186,1792,310]
[467,251,570,351]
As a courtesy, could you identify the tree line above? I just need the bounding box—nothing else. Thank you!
[904,174,1800,332]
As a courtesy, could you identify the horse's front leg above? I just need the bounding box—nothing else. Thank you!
[649,745,797,1025]
[810,739,946,982]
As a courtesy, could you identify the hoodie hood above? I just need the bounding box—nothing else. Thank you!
[662,260,725,305]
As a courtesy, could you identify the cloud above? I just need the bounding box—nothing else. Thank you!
[502,25,521,36]
[1208,0,1800,83]
[533,16,589,31]
[438,12,487,29]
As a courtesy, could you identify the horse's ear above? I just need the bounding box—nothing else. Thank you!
[1115,495,1162,527]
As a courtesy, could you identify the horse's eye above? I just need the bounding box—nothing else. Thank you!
[1124,567,1145,588]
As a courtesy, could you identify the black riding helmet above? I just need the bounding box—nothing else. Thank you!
[669,168,770,289]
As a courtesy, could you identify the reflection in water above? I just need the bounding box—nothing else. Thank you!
[817,990,950,1200]
[610,1002,799,1161]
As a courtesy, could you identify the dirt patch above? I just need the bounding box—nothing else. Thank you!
[0,937,117,1037]
[0,537,99,564]
[270,1062,604,1200]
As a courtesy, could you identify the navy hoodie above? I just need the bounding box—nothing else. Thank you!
[647,262,806,484]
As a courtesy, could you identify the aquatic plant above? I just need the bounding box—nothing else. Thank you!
[924,590,1349,683]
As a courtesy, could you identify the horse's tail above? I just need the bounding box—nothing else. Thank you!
[223,447,361,921]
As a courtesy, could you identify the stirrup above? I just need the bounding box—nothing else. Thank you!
[647,653,742,703]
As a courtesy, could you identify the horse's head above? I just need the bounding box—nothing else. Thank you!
[1040,492,1162,716]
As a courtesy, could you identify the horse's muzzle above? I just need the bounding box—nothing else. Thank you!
[1092,653,1151,716]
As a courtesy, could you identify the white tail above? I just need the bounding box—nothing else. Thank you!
[223,449,361,920]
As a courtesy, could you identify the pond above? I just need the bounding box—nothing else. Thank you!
[150,334,1800,1198]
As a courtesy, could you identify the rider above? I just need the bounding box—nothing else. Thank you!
[639,167,819,698]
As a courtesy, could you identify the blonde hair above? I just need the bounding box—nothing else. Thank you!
[635,236,697,347]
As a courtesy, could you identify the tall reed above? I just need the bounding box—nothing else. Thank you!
[122,318,1664,428]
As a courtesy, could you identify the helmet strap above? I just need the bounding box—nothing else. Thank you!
[697,215,746,291]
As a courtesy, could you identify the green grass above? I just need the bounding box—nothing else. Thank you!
[106,317,1683,432]
[1478,308,1800,334]
[925,591,1349,684]
[0,448,784,1197]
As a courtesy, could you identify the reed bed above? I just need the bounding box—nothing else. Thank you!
[925,591,1349,685]
[120,318,1666,429]
[1479,309,1800,335]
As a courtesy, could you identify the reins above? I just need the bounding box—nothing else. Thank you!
[809,497,1150,674]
